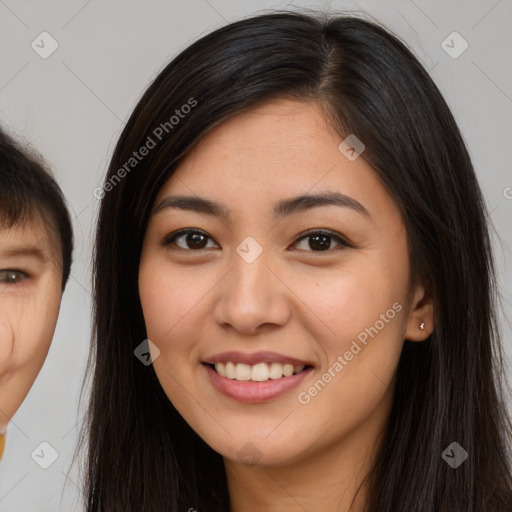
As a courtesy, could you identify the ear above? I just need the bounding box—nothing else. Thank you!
[404,284,434,342]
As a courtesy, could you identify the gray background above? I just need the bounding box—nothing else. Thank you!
[0,0,511,510]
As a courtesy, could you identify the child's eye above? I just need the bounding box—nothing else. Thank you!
[162,229,352,252]
[0,269,30,284]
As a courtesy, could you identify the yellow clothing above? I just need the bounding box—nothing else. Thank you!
[0,433,5,461]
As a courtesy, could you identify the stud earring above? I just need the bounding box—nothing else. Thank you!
[419,322,425,330]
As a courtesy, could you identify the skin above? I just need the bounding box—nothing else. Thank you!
[138,98,434,511]
[0,221,62,434]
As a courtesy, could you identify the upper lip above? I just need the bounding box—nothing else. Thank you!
[203,351,313,367]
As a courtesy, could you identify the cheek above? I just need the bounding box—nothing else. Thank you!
[29,283,61,342]
[0,285,61,372]
[0,312,15,372]
[138,257,217,373]
[138,263,206,418]
[139,264,201,343]
[299,249,409,410]
[308,265,406,352]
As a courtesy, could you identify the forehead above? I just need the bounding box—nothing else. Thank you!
[154,99,396,221]
[159,99,361,193]
[0,219,57,264]
[184,99,336,167]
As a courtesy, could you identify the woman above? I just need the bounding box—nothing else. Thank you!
[82,11,512,511]
[0,126,73,461]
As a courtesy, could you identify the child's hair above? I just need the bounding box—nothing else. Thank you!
[0,125,73,290]
[82,10,512,512]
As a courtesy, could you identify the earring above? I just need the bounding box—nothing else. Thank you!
[419,322,425,330]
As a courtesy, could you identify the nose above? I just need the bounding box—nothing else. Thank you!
[213,246,291,336]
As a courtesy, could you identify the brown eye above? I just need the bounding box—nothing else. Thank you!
[0,269,29,284]
[292,230,351,252]
[161,228,352,253]
[163,229,218,251]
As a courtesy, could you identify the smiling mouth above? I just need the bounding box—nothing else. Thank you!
[204,362,313,382]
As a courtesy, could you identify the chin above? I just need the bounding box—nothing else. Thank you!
[198,429,307,468]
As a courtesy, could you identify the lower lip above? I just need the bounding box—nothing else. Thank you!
[203,363,313,403]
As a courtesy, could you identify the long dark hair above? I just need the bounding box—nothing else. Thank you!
[80,10,512,511]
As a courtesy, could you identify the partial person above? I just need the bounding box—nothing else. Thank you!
[0,126,73,461]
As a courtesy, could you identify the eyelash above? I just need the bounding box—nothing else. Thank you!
[0,269,30,285]
[162,228,353,253]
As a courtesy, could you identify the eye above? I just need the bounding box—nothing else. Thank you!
[292,229,352,252]
[162,228,352,253]
[162,229,219,251]
[0,269,30,285]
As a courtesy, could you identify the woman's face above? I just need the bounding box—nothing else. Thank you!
[139,99,432,467]
[0,222,62,431]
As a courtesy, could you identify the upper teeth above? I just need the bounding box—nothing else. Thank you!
[214,362,305,381]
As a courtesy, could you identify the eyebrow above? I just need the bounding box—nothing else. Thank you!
[153,191,371,220]
[0,247,48,263]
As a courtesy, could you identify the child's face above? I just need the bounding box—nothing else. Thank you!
[0,221,62,431]
[138,99,433,468]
